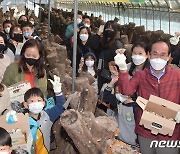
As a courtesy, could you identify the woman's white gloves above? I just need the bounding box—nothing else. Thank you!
[114,53,127,71]
[175,111,180,123]
[48,75,62,95]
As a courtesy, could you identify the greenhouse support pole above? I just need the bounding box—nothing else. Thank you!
[72,0,78,93]
[48,0,51,35]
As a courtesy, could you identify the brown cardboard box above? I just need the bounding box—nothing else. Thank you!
[0,113,33,153]
[136,95,180,136]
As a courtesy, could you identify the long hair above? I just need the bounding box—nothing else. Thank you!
[101,20,118,48]
[77,26,91,44]
[18,39,45,78]
[129,42,149,76]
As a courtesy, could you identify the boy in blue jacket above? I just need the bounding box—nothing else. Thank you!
[23,75,65,154]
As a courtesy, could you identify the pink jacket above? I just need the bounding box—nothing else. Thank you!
[118,66,180,140]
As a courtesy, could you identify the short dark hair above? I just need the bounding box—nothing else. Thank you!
[149,39,171,55]
[18,39,45,78]
[24,87,44,102]
[21,21,33,29]
[0,127,12,147]
[3,20,12,28]
[82,15,91,21]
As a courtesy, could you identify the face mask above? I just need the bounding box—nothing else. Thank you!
[84,23,90,28]
[30,21,35,25]
[104,30,114,38]
[77,18,82,24]
[85,60,94,67]
[80,34,88,42]
[132,55,146,66]
[23,32,33,38]
[0,44,6,52]
[4,27,11,34]
[115,93,128,103]
[14,33,23,42]
[150,58,167,71]
[28,102,44,114]
[24,57,38,66]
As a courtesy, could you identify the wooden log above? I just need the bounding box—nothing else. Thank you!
[60,109,101,154]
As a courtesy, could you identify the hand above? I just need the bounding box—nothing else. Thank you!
[79,58,84,70]
[109,76,118,87]
[114,53,127,70]
[48,75,62,95]
[115,48,126,54]
[9,39,18,47]
[175,111,180,123]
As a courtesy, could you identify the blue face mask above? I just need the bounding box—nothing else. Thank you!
[23,32,33,38]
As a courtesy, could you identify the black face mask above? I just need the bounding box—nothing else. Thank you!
[24,57,38,66]
[0,44,6,53]
[104,30,115,38]
[14,33,23,42]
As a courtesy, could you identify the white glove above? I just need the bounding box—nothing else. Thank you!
[175,111,180,123]
[114,53,127,70]
[48,75,62,95]
[169,35,180,45]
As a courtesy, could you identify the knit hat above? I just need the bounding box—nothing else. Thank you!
[84,52,97,62]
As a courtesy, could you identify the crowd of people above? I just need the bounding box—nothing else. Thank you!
[0,8,180,154]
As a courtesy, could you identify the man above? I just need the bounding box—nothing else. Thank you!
[0,20,13,41]
[114,40,180,154]
[82,15,91,28]
[65,11,83,39]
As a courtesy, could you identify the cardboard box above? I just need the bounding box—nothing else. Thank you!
[0,113,33,153]
[136,95,180,136]
[7,81,31,103]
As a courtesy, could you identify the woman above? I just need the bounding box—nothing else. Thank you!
[1,39,47,96]
[18,15,28,25]
[128,42,149,79]
[9,25,23,60]
[0,35,15,82]
[70,26,95,74]
[90,20,123,92]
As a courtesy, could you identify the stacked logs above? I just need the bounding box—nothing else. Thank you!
[38,20,138,153]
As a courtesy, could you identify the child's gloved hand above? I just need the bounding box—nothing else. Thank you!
[175,111,180,123]
[6,110,17,124]
[48,75,62,95]
[114,53,127,71]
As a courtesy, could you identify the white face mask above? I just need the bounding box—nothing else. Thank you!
[30,21,35,25]
[132,55,146,66]
[85,60,94,67]
[5,27,11,34]
[115,93,128,103]
[150,58,167,71]
[28,102,44,114]
[84,23,90,28]
[77,18,82,24]
[80,34,88,42]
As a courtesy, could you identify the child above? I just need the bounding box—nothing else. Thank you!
[0,127,13,154]
[21,21,40,43]
[23,75,65,154]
